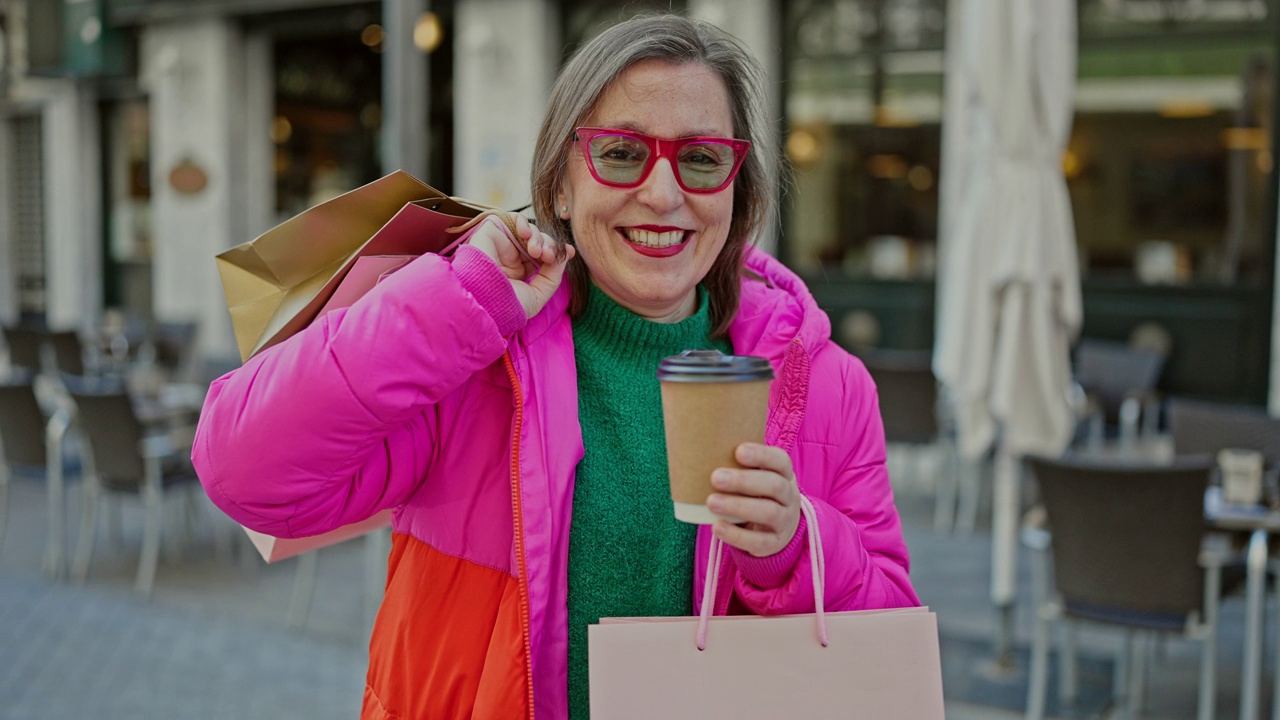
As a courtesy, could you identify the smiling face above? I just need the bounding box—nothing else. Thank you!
[558,59,736,323]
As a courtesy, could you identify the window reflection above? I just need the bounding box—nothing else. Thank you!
[784,0,945,278]
[782,0,1275,286]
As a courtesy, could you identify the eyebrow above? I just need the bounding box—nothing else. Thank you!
[598,120,732,138]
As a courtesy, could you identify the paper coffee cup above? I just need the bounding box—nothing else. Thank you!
[658,350,774,524]
[1218,447,1264,505]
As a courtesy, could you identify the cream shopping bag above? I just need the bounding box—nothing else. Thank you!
[242,509,395,563]
[588,497,945,719]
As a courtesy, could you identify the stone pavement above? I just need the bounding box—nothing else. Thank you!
[0,458,1270,719]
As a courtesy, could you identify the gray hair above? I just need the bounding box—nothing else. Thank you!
[530,14,776,335]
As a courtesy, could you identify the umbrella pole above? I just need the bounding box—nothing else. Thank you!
[991,446,1021,669]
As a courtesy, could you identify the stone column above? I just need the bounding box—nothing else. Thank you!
[382,0,430,179]
[689,0,781,256]
[454,0,557,208]
[40,79,102,332]
[141,17,253,357]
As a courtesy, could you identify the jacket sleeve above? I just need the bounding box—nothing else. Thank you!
[729,349,921,613]
[192,245,524,538]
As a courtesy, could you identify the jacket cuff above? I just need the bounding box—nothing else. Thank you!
[729,510,808,589]
[451,245,526,337]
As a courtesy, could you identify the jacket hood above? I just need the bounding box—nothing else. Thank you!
[730,246,832,367]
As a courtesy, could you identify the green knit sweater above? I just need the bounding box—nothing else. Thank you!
[566,283,732,719]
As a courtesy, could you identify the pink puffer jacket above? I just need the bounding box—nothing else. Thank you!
[194,244,919,720]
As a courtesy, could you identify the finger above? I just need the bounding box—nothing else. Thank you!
[484,217,540,277]
[525,237,573,299]
[511,213,533,241]
[527,230,556,264]
[734,443,794,479]
[712,519,785,557]
[711,467,793,503]
[707,492,787,530]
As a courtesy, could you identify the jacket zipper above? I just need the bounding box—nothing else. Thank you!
[503,351,536,720]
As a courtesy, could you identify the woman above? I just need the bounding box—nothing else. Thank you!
[194,13,918,720]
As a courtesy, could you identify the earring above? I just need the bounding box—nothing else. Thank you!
[560,205,569,218]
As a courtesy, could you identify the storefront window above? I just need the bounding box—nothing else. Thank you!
[782,0,1276,286]
[1071,0,1274,285]
[102,98,152,317]
[272,22,382,220]
[783,0,946,277]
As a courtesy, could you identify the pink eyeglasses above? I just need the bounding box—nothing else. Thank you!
[573,127,750,194]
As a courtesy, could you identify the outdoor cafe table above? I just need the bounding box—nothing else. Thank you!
[1076,439,1276,720]
[1204,486,1280,720]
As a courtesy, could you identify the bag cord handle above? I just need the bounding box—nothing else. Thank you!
[696,494,827,651]
[437,209,541,267]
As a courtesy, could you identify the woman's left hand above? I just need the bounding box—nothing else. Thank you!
[706,443,802,557]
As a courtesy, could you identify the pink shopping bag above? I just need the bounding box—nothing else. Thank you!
[588,497,945,719]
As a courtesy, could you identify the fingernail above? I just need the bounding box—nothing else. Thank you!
[712,470,730,487]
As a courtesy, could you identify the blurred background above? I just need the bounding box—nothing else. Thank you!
[1,1,1279,718]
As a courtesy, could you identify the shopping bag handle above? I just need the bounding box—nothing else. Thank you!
[696,494,827,650]
[437,210,539,266]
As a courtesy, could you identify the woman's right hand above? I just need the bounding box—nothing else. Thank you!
[466,214,575,319]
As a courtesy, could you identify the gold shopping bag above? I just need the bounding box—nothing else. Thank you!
[215,170,508,361]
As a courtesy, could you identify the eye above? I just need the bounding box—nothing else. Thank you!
[591,136,647,165]
[679,143,732,169]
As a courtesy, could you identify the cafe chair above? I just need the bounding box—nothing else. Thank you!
[1072,338,1166,452]
[2,326,44,375]
[47,330,88,377]
[859,348,976,534]
[67,382,201,597]
[0,376,76,577]
[1167,397,1280,466]
[152,320,200,383]
[1023,455,1223,720]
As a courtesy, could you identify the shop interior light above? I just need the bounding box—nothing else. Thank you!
[414,12,443,52]
[361,24,385,48]
[786,128,820,167]
[1061,149,1082,179]
[1159,100,1216,118]
[1221,127,1269,151]
[270,116,292,144]
[907,165,933,191]
[867,154,908,179]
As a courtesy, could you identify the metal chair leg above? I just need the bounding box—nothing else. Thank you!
[1115,629,1132,717]
[1129,631,1147,718]
[956,453,984,535]
[1199,563,1220,720]
[1059,621,1078,704]
[286,551,319,631]
[1025,606,1050,720]
[933,442,958,534]
[1271,558,1280,720]
[71,482,100,583]
[0,465,9,561]
[135,484,163,597]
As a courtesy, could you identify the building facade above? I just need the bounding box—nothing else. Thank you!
[3,0,1279,408]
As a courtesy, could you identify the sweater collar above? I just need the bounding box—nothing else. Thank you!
[571,282,719,358]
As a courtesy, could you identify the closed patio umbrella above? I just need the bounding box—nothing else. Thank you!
[933,0,1082,661]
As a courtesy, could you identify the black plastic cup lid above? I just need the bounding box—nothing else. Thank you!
[657,349,775,383]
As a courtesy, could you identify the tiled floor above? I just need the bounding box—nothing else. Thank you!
[0,451,1271,719]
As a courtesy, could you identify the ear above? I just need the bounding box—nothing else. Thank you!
[556,185,571,219]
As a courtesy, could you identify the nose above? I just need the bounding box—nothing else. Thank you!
[636,157,686,214]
